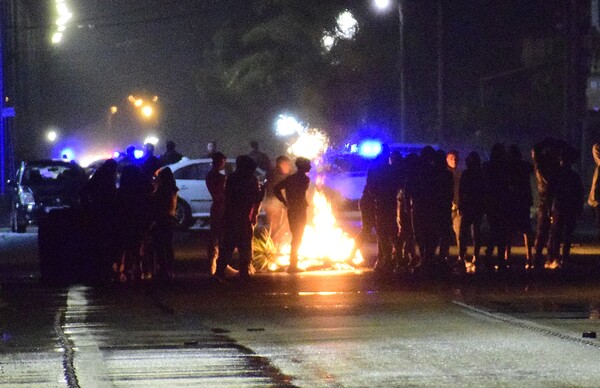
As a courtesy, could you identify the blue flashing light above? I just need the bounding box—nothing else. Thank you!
[59,148,75,161]
[113,151,121,158]
[134,150,144,159]
[358,140,382,158]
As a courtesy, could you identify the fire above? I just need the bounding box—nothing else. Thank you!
[272,190,363,271]
[544,258,562,270]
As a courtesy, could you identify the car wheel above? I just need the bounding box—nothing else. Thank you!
[11,209,27,233]
[175,198,194,230]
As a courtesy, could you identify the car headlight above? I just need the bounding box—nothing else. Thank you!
[19,188,35,206]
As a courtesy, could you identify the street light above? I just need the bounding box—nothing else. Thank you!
[46,130,58,142]
[373,0,406,142]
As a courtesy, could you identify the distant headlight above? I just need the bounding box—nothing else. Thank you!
[19,188,35,206]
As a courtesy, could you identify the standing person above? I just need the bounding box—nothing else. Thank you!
[215,156,265,281]
[365,145,401,273]
[397,153,420,271]
[118,146,139,172]
[79,159,119,280]
[149,167,179,281]
[408,146,438,271]
[265,155,292,243]
[351,185,377,263]
[445,150,461,249]
[274,157,312,273]
[248,141,272,173]
[588,143,600,240]
[140,143,162,179]
[206,141,218,158]
[458,151,485,273]
[482,143,511,272]
[205,152,227,274]
[431,150,455,273]
[531,138,563,270]
[548,147,584,268]
[115,166,153,282]
[160,140,183,166]
[506,145,534,267]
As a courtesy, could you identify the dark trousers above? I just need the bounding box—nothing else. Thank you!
[375,206,398,267]
[459,213,482,260]
[288,207,307,269]
[215,223,253,277]
[549,211,577,262]
[534,201,552,264]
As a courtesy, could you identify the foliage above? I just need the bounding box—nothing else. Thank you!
[252,226,278,272]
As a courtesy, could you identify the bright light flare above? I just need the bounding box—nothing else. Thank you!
[47,131,58,142]
[51,33,63,44]
[79,153,114,168]
[374,0,392,11]
[321,34,336,52]
[141,106,153,118]
[275,114,304,137]
[287,128,329,160]
[51,0,72,45]
[336,10,358,40]
[110,106,118,114]
[59,148,75,161]
[144,136,159,145]
[358,140,382,158]
[134,99,144,107]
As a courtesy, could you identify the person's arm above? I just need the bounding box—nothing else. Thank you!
[273,178,288,207]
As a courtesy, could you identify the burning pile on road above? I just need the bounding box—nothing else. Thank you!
[260,190,363,272]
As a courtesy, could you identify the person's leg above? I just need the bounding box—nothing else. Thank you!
[288,209,306,271]
[215,231,236,279]
[238,225,254,278]
[562,215,577,263]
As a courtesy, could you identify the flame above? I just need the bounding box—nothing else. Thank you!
[272,190,363,271]
[544,258,562,270]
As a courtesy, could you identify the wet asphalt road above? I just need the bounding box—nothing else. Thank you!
[3,227,600,386]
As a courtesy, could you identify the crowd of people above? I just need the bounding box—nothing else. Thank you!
[360,137,585,276]
[77,141,183,283]
[205,140,313,279]
[73,135,592,283]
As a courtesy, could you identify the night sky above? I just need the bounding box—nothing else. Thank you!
[7,0,577,161]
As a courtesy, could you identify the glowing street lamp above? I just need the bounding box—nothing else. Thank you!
[110,106,118,114]
[46,130,58,142]
[141,105,154,118]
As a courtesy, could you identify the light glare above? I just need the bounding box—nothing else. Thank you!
[276,114,304,137]
[144,136,159,145]
[336,10,358,40]
[374,0,392,11]
[141,106,153,118]
[47,131,58,142]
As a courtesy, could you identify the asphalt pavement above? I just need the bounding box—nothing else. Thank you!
[3,203,600,386]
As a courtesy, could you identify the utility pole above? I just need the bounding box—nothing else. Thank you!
[398,0,406,142]
[436,0,444,143]
[0,4,6,195]
[0,1,16,196]
[563,0,590,148]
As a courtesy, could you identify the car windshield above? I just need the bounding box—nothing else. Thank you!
[22,164,83,186]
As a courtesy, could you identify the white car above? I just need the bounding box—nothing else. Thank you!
[162,158,265,229]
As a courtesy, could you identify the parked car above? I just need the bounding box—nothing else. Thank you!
[7,160,88,233]
[162,158,266,229]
